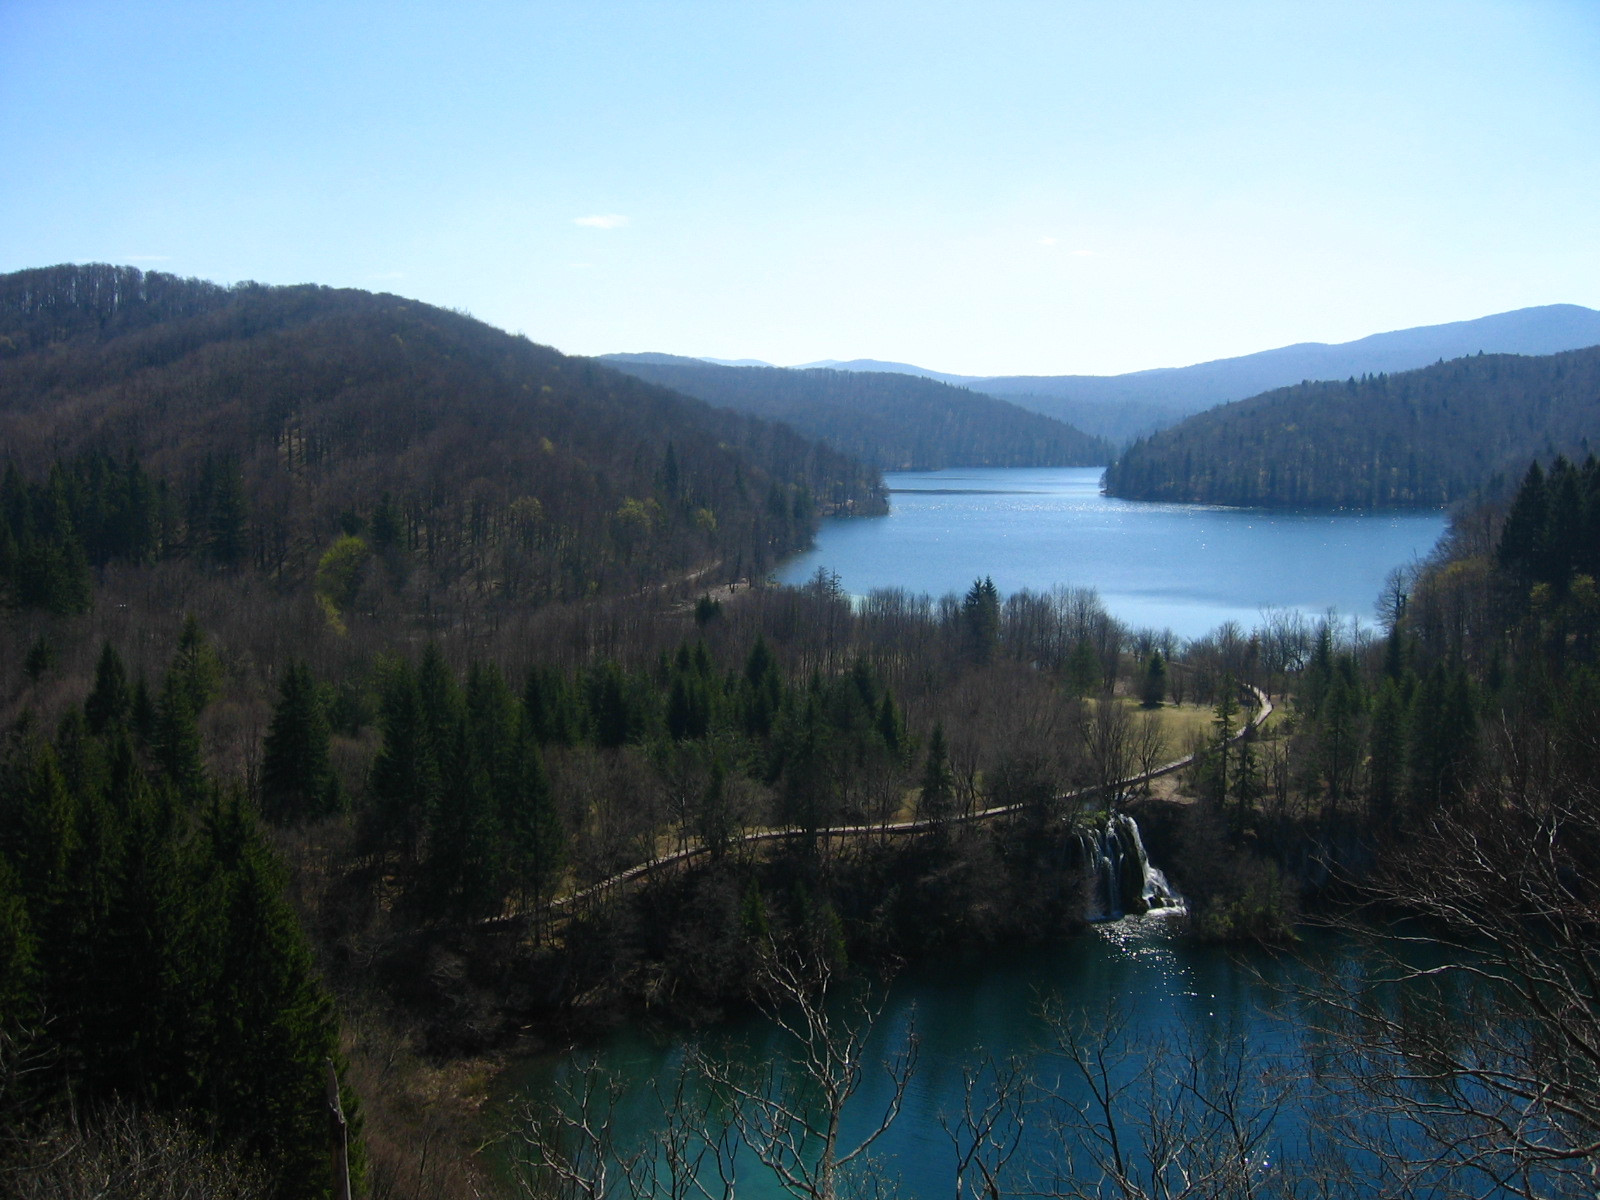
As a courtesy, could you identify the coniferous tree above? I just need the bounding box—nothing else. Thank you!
[504,713,563,923]
[962,576,1001,664]
[524,665,578,747]
[1366,676,1407,826]
[0,856,37,1028]
[171,614,221,715]
[1141,650,1167,708]
[153,671,206,800]
[918,722,955,828]
[875,691,906,764]
[1066,638,1102,698]
[368,659,438,866]
[1497,461,1548,583]
[260,661,340,824]
[85,642,131,735]
[202,792,350,1197]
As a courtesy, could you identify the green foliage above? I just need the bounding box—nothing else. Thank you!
[153,671,205,801]
[366,658,439,865]
[0,674,346,1197]
[84,643,130,735]
[918,723,955,825]
[314,533,371,616]
[962,576,1001,664]
[260,661,341,825]
[171,615,221,714]
[1140,650,1167,708]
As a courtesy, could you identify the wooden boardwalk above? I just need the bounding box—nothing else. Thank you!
[548,685,1273,914]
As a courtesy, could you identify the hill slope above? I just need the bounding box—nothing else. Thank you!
[981,305,1600,444]
[0,264,883,614]
[599,354,1111,469]
[1101,346,1600,509]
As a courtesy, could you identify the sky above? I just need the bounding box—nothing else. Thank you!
[2,1,1598,377]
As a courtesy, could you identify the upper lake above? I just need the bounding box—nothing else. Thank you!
[774,467,1449,640]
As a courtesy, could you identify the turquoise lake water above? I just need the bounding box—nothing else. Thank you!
[774,467,1448,640]
[500,919,1344,1198]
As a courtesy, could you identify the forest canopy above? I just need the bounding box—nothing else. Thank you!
[0,264,884,613]
[601,354,1113,470]
[1102,346,1600,508]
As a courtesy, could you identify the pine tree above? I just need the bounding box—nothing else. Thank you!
[0,856,38,1029]
[1066,638,1101,698]
[1367,677,1407,826]
[1497,460,1548,583]
[504,716,564,925]
[153,670,206,800]
[260,661,340,824]
[202,793,348,1197]
[171,615,221,715]
[1,739,79,913]
[962,576,1001,664]
[875,691,906,763]
[918,723,955,827]
[85,642,131,734]
[1141,650,1167,708]
[368,659,438,865]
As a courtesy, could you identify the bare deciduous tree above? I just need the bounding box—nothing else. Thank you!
[699,952,918,1200]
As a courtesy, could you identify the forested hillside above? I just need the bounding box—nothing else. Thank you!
[601,354,1112,469]
[0,264,883,619]
[983,303,1600,444]
[1102,346,1600,508]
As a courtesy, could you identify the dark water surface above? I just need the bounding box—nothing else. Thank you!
[501,919,1338,1197]
[775,467,1448,640]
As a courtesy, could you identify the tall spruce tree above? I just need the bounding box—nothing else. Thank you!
[260,661,340,824]
[84,642,131,734]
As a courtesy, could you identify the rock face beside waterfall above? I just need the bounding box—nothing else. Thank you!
[1075,814,1182,921]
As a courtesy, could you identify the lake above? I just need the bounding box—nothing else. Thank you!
[775,467,1448,640]
[498,469,1463,1196]
[500,917,1352,1198]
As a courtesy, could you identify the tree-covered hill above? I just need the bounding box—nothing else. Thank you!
[0,265,883,615]
[1102,346,1600,508]
[600,353,1112,469]
[983,303,1600,445]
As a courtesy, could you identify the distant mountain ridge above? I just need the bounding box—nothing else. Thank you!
[1101,344,1600,510]
[978,303,1600,442]
[597,355,1111,470]
[626,305,1600,447]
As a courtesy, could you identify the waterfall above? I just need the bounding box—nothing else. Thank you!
[1076,812,1182,922]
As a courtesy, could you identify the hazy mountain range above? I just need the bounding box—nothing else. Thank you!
[625,304,1600,446]
[599,355,1111,470]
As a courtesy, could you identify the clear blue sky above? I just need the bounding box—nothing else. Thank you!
[3,1,1597,376]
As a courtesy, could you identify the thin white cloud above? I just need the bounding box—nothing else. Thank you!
[574,214,628,229]
[1071,249,1096,257]
[1038,236,1058,247]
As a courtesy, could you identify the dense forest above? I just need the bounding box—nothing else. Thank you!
[601,354,1112,469]
[0,264,884,618]
[1102,345,1600,507]
[4,263,1600,1198]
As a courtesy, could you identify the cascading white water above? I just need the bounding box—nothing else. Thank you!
[1075,813,1182,922]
